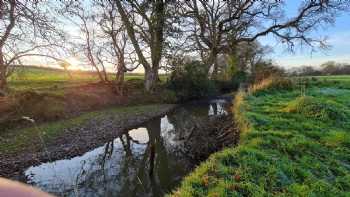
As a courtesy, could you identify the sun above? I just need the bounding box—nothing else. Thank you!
[65,57,82,70]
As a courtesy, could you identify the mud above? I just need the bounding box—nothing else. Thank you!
[0,104,177,179]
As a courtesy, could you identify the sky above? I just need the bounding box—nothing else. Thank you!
[258,1,350,69]
[25,1,350,72]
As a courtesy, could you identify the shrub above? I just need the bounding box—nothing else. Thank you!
[217,53,248,91]
[167,61,217,101]
[214,75,245,93]
[126,78,144,90]
[283,96,346,121]
[160,89,178,103]
[231,70,248,89]
[251,60,286,83]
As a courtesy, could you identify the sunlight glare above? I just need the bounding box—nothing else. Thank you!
[65,57,82,70]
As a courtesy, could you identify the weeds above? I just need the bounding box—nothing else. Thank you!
[283,96,347,121]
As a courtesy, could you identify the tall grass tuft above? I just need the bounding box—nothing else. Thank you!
[248,76,293,95]
[283,96,346,122]
[233,76,294,138]
[232,91,250,135]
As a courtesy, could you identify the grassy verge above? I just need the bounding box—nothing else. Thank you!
[0,104,171,155]
[170,76,350,196]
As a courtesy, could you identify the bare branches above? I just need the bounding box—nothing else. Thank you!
[0,0,66,90]
[115,0,152,71]
[62,1,111,82]
[176,0,349,78]
[0,0,16,47]
[5,44,63,65]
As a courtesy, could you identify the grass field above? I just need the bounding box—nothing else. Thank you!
[171,76,350,196]
[7,66,167,91]
[312,75,350,81]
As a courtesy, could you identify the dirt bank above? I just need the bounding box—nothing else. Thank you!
[0,104,176,179]
[0,81,168,131]
[181,111,239,161]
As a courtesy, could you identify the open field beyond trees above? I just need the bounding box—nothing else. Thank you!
[8,66,168,92]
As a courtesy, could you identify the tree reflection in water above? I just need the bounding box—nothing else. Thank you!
[208,99,228,116]
[25,100,229,197]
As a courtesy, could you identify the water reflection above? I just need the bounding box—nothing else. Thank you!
[208,99,228,116]
[25,99,229,197]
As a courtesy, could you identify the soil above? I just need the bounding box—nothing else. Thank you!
[0,81,163,131]
[0,104,177,179]
[182,113,239,161]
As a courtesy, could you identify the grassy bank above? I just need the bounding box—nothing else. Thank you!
[0,104,171,155]
[171,76,350,196]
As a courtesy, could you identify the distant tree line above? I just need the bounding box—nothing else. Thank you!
[289,61,350,76]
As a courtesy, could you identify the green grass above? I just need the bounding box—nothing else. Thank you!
[0,104,171,155]
[313,75,350,81]
[296,75,350,89]
[171,76,350,196]
[8,66,168,92]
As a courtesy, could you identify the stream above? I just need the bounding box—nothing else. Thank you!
[24,98,231,197]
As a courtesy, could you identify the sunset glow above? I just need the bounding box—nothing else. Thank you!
[64,57,83,70]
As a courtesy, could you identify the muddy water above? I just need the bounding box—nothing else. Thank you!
[24,99,230,197]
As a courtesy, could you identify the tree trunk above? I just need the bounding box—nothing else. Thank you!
[144,68,158,92]
[102,67,109,82]
[0,51,7,92]
[116,69,124,84]
[63,67,73,79]
[95,68,106,83]
[206,51,218,79]
[0,70,6,91]
[113,59,126,95]
[115,0,164,92]
[116,58,125,83]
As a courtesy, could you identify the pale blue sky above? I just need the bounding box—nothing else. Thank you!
[258,1,350,68]
[27,1,349,71]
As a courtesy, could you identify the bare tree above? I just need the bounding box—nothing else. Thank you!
[63,1,110,83]
[0,0,65,92]
[114,0,170,92]
[233,42,272,74]
[179,0,349,78]
[58,60,73,79]
[97,0,140,95]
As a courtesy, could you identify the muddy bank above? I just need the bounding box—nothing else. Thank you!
[183,114,239,161]
[0,104,176,179]
[0,83,124,130]
[0,81,169,131]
